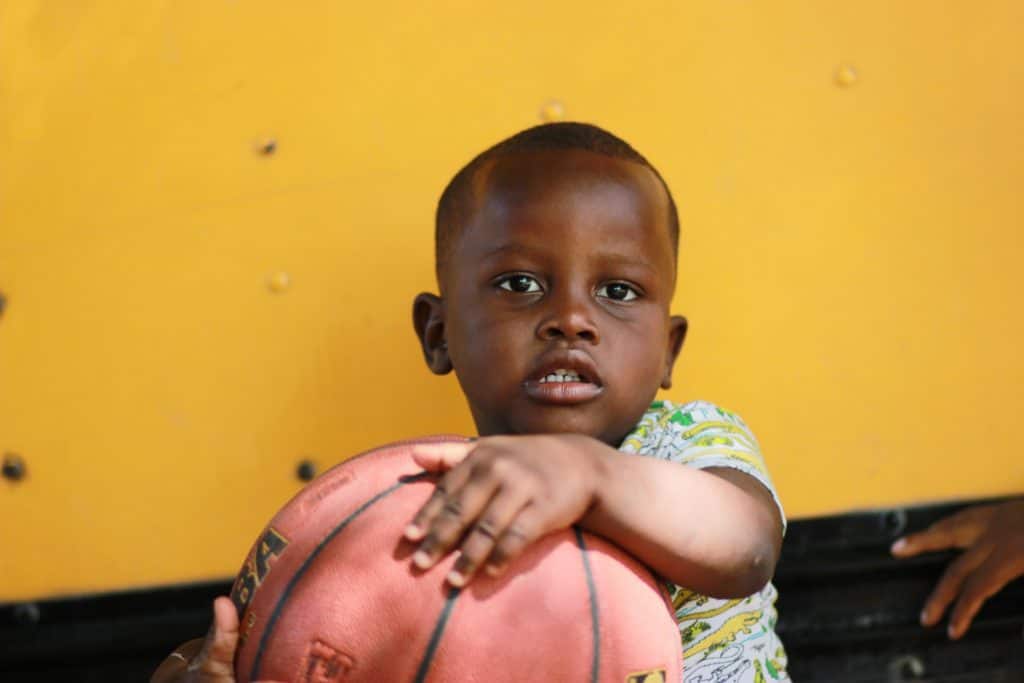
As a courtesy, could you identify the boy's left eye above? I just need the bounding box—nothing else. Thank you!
[596,282,639,301]
[497,274,542,293]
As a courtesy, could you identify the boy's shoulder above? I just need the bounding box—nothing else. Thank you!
[637,399,752,430]
[621,398,762,458]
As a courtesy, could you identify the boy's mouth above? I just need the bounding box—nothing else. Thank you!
[537,368,586,384]
[523,354,603,405]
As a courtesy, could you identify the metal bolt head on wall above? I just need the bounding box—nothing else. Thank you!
[267,271,291,294]
[254,138,278,156]
[835,64,859,87]
[2,453,27,482]
[539,100,566,122]
[296,460,317,482]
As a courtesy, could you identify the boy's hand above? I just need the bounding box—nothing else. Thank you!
[404,434,607,587]
[150,596,285,683]
[891,500,1024,639]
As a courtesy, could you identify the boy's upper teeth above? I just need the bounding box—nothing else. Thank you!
[538,369,582,384]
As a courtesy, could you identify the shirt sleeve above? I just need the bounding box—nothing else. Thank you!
[620,400,786,532]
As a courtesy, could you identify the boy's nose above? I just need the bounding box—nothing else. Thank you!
[536,293,600,344]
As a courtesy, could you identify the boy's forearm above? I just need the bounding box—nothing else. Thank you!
[579,440,782,598]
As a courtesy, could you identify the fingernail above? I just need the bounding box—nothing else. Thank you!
[919,609,929,626]
[412,551,433,569]
[446,570,466,587]
[947,624,959,639]
[891,539,906,554]
[485,563,506,577]
[404,524,424,541]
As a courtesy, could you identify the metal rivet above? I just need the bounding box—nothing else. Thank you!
[887,654,925,682]
[539,99,566,122]
[259,139,277,155]
[296,460,317,482]
[2,453,26,482]
[11,602,41,625]
[835,64,859,87]
[267,272,291,293]
[0,291,6,319]
[883,509,907,536]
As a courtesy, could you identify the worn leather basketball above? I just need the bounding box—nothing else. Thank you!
[231,437,681,683]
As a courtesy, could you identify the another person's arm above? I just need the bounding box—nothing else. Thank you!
[891,499,1024,639]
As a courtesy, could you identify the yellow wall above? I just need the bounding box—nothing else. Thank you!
[2,2,1022,600]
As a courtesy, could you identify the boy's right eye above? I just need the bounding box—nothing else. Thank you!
[496,274,542,293]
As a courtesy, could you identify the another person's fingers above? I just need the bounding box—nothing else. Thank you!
[947,547,1024,639]
[891,505,996,557]
[448,487,530,587]
[920,543,991,627]
[150,638,203,683]
[187,597,240,679]
[410,441,474,472]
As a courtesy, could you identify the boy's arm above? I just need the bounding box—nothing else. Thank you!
[407,434,782,598]
[580,445,783,597]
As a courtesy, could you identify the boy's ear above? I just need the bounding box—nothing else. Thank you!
[412,293,453,375]
[661,315,688,389]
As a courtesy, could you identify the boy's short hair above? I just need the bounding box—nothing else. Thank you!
[434,122,680,283]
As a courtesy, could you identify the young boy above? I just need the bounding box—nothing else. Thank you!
[155,122,789,683]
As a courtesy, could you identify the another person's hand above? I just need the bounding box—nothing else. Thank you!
[150,596,284,683]
[891,500,1024,639]
[403,434,608,588]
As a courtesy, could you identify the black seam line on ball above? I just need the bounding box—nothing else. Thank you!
[250,472,432,680]
[575,526,601,683]
[412,585,462,683]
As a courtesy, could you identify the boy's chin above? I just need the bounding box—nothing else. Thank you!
[491,409,631,447]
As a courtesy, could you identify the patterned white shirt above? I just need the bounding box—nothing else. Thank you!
[620,400,790,683]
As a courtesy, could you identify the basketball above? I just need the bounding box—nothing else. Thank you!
[230,437,682,683]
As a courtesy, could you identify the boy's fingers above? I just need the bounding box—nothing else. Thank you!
[487,507,544,574]
[405,464,474,542]
[413,475,500,570]
[920,544,990,627]
[448,489,529,587]
[411,442,474,472]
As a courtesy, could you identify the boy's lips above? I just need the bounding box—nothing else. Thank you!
[523,351,603,405]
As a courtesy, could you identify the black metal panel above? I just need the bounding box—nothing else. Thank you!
[775,497,1024,682]
[2,497,1022,681]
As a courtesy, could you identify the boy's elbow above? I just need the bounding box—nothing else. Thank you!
[715,533,781,598]
[741,539,778,594]
[711,554,775,598]
[734,498,784,595]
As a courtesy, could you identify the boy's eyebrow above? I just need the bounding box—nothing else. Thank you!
[477,242,539,260]
[477,242,663,277]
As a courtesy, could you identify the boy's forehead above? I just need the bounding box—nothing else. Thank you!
[469,149,671,240]
[436,148,677,291]
[479,148,665,208]
[443,149,674,274]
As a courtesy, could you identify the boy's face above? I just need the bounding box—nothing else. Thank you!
[415,150,687,446]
